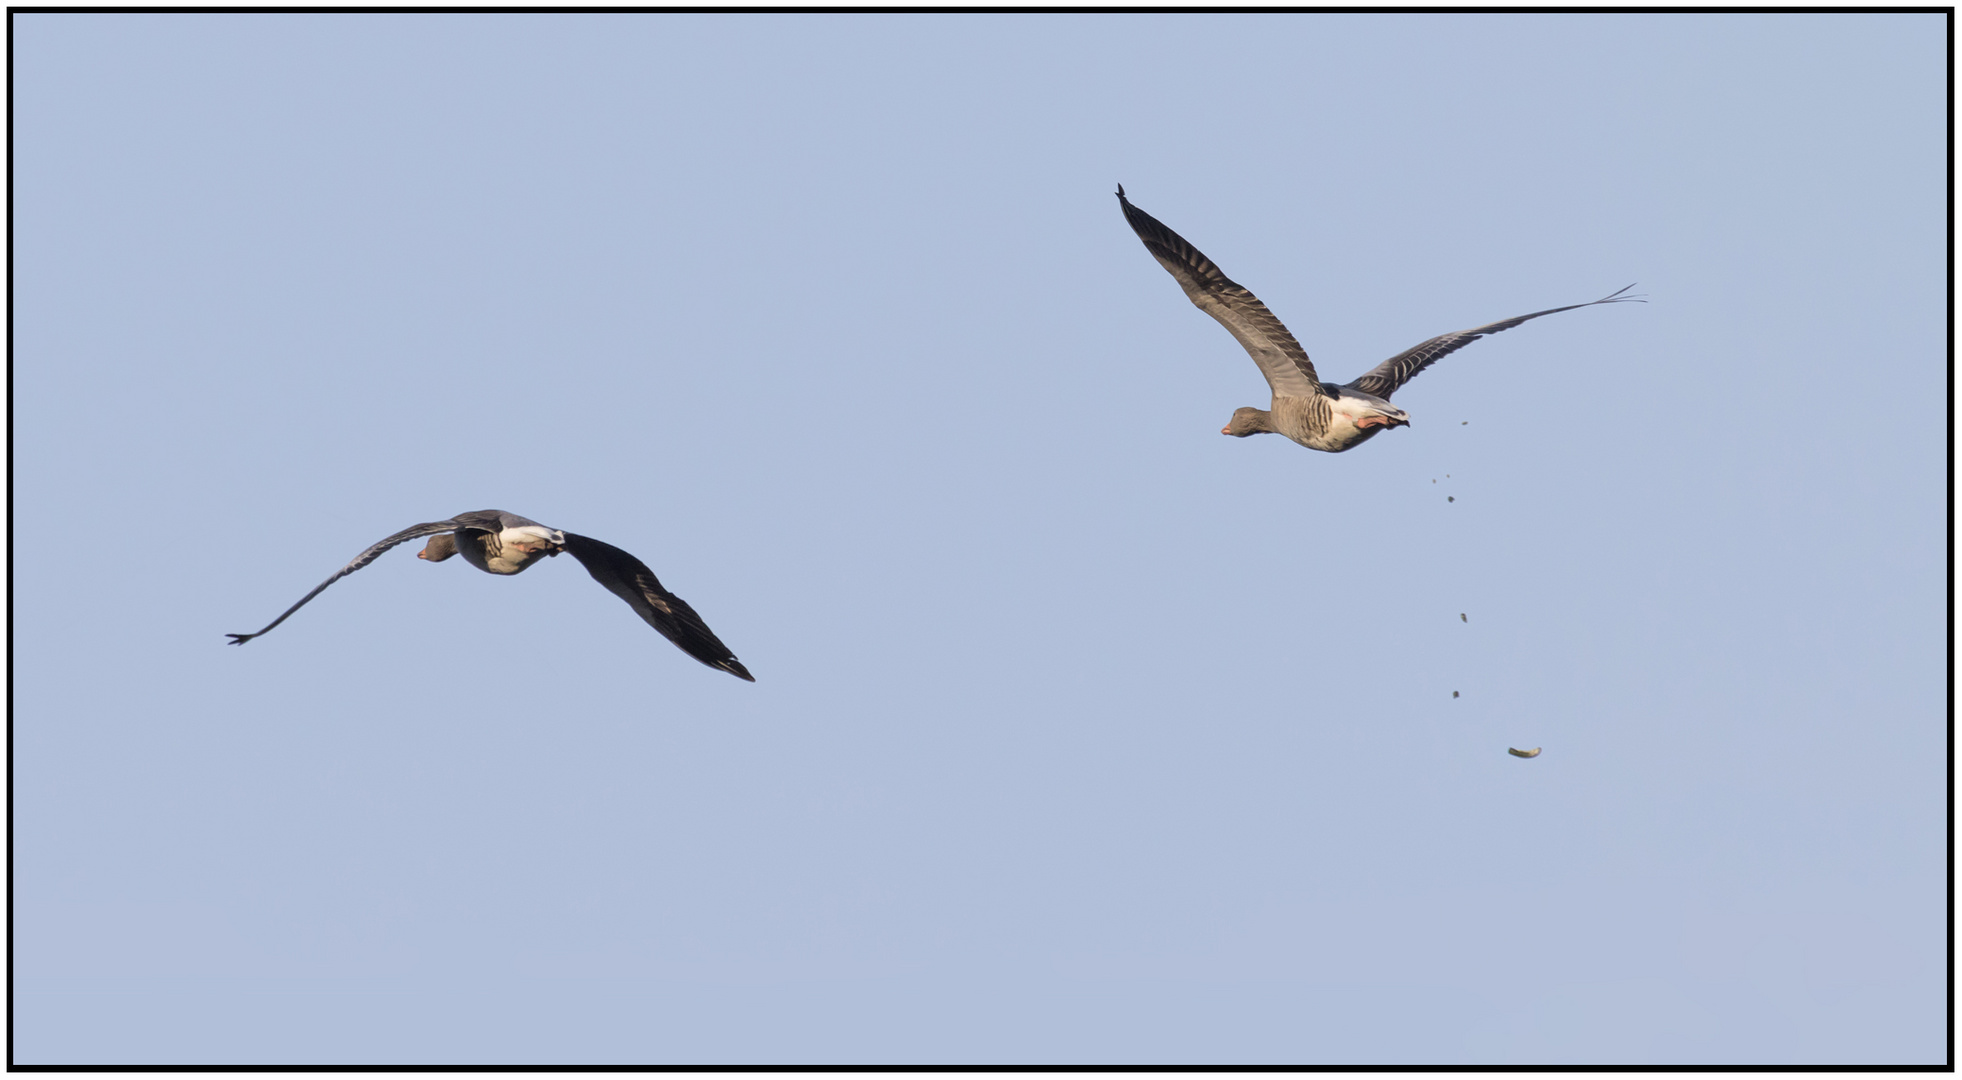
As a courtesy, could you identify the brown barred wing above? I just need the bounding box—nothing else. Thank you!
[1346,285,1643,401]
[1117,186,1325,398]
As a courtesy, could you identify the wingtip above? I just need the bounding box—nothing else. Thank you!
[225,634,253,646]
[1115,182,1126,200]
[721,659,756,682]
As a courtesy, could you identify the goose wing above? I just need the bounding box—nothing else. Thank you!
[1117,186,1324,399]
[227,518,462,644]
[1345,285,1644,401]
[561,532,754,681]
[1508,747,1543,758]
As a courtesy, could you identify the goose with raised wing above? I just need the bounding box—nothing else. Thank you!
[227,510,753,681]
[1116,185,1642,453]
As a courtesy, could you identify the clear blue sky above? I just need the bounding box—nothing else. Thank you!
[13,12,1945,1066]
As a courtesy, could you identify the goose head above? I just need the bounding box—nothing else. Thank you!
[1222,407,1276,438]
[417,534,459,562]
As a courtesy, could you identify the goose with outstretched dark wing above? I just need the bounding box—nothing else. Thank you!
[1116,185,1643,453]
[227,510,753,681]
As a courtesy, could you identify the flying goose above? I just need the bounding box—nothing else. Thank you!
[227,510,754,681]
[1116,185,1643,453]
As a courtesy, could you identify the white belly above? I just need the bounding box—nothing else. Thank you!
[482,524,565,574]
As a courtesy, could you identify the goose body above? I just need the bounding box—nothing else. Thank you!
[228,509,753,681]
[1116,185,1642,452]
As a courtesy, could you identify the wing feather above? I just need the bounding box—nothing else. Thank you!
[562,532,754,681]
[1346,285,1644,401]
[1118,186,1324,399]
[226,519,462,644]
